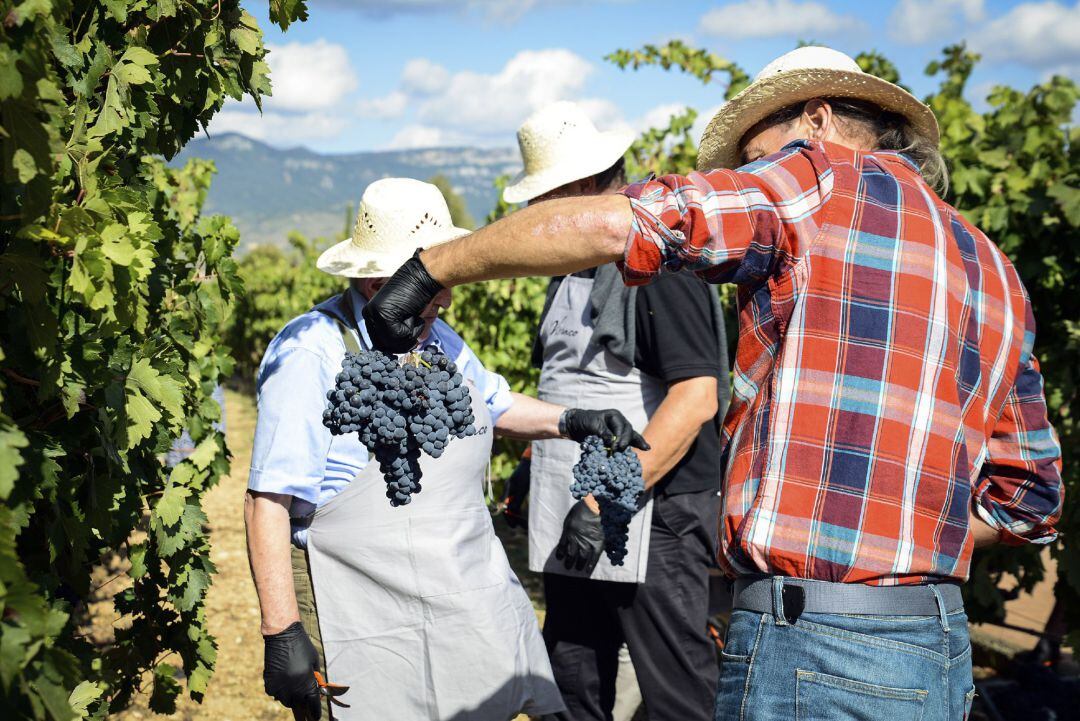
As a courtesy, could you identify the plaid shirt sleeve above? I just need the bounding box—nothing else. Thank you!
[618,141,830,286]
[973,311,1064,545]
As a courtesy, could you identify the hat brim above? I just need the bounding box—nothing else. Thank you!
[316,226,471,278]
[503,129,636,204]
[696,69,940,172]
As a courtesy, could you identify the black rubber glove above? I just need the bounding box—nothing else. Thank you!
[362,251,445,353]
[555,500,606,574]
[263,621,322,720]
[501,456,531,529]
[561,408,650,452]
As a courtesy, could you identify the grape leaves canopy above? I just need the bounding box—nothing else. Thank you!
[0,0,308,716]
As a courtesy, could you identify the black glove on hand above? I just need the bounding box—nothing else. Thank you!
[502,456,531,529]
[362,251,445,353]
[556,500,606,574]
[561,408,650,452]
[263,621,322,720]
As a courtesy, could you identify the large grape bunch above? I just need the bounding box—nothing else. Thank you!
[323,347,477,506]
[570,435,645,565]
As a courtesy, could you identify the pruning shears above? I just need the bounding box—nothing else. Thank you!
[315,670,351,708]
[292,671,350,720]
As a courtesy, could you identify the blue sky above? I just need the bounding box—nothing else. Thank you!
[210,0,1080,153]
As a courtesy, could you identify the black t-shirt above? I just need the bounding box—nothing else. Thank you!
[632,272,727,496]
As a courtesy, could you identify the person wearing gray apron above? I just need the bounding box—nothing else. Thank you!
[494,103,732,721]
[247,179,647,721]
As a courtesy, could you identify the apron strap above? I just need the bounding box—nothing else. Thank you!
[318,293,365,354]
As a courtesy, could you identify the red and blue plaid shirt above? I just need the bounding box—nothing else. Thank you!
[620,140,1063,586]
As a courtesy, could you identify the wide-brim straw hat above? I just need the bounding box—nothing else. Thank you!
[697,46,940,172]
[317,177,471,278]
[503,100,636,204]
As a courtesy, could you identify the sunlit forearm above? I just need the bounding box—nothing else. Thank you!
[244,490,300,635]
[420,194,632,287]
[495,392,564,440]
[637,377,719,489]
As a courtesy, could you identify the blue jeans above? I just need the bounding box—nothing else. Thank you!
[714,606,976,721]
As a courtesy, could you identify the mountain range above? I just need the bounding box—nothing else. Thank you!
[171,133,521,252]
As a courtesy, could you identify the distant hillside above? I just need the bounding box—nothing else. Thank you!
[171,133,521,252]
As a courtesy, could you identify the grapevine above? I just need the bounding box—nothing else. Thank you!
[571,435,645,566]
[0,0,309,716]
[323,347,476,505]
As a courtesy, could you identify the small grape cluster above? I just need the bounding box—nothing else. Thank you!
[570,435,645,566]
[323,347,477,506]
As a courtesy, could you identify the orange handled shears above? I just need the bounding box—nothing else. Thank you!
[314,670,351,708]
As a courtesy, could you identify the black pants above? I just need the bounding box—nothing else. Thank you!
[541,490,721,721]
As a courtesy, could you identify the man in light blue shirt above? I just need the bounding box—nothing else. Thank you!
[248,286,514,545]
[245,178,646,719]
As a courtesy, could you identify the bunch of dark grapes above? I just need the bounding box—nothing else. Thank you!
[323,347,476,506]
[570,435,645,565]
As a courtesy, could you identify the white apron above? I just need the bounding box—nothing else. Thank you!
[529,274,666,584]
[307,358,563,719]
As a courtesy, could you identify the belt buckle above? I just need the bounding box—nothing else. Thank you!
[782,584,805,624]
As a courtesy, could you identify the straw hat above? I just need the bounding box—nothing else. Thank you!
[503,101,636,204]
[317,178,471,278]
[696,46,939,172]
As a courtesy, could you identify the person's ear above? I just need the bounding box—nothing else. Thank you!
[801,99,833,141]
[357,277,386,299]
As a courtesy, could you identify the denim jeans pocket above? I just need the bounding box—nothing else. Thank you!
[796,669,928,721]
[714,612,763,721]
[715,654,752,721]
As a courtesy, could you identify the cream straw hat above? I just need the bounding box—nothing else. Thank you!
[503,101,636,204]
[696,46,939,172]
[317,177,471,278]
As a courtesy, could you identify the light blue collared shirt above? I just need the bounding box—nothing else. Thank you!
[247,289,514,544]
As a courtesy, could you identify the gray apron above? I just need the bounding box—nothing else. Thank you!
[307,329,563,720]
[529,275,666,584]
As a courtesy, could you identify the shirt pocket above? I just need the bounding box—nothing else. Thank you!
[412,506,505,598]
[796,669,928,721]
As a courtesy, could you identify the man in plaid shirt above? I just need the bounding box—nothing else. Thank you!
[363,47,1063,721]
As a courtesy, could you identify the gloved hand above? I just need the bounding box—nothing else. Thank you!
[362,251,445,354]
[501,456,531,529]
[556,500,606,574]
[263,621,322,720]
[561,408,650,452]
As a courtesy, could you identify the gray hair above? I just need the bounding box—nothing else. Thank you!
[758,98,949,195]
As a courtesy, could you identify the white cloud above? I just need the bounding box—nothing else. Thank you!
[698,0,863,38]
[208,107,350,144]
[362,49,634,148]
[386,124,471,149]
[264,40,358,111]
[888,0,985,44]
[401,58,451,95]
[970,1,1080,67]
[638,103,691,132]
[636,102,722,147]
[415,49,597,136]
[358,91,410,119]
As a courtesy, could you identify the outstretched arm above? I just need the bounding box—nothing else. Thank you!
[421,194,632,287]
